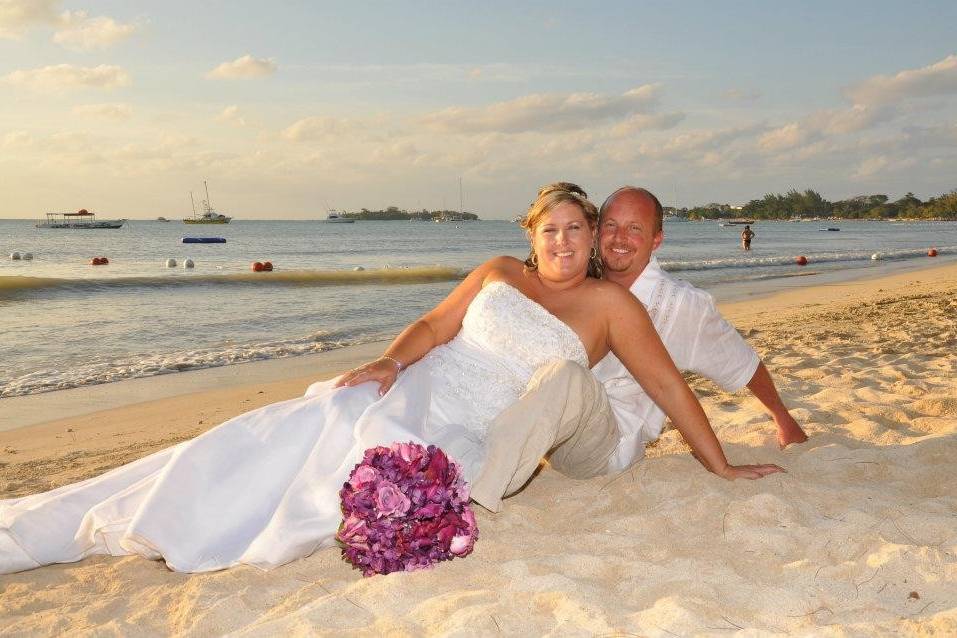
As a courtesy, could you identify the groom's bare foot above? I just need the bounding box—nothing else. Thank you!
[776,414,808,449]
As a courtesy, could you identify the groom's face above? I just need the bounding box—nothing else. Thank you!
[598,192,664,280]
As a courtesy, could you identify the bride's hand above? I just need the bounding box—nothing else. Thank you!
[334,357,403,396]
[715,463,786,480]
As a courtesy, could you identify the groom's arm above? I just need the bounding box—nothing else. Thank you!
[686,294,807,447]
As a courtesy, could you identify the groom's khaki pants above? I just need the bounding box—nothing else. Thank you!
[470,360,620,513]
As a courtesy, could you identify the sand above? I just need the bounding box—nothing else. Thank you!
[1,262,956,636]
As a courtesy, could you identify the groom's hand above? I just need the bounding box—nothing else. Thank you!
[716,463,786,480]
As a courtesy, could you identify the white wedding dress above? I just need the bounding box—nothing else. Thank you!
[0,282,588,574]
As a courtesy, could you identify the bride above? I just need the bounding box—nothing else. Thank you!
[0,186,782,575]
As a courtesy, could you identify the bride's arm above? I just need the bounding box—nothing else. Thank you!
[335,256,517,395]
[600,285,783,480]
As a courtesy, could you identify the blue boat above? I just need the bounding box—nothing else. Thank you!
[182,237,227,243]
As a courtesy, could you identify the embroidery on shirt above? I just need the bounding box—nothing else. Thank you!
[647,279,682,341]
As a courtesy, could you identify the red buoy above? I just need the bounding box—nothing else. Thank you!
[795,255,808,266]
[262,261,273,272]
[928,248,938,257]
[90,256,109,265]
[252,261,264,272]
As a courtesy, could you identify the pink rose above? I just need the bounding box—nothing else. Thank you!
[338,515,368,544]
[395,442,419,463]
[374,481,411,518]
[449,531,475,556]
[349,465,378,490]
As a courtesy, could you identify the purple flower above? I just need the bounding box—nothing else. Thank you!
[338,442,479,576]
[373,481,412,517]
[349,465,378,490]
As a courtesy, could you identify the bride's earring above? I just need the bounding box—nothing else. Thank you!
[530,251,538,267]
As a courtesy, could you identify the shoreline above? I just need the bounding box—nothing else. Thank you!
[2,255,955,435]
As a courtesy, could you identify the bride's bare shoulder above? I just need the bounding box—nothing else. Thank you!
[477,256,526,282]
[581,279,646,315]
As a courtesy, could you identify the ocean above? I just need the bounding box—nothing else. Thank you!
[2,218,955,398]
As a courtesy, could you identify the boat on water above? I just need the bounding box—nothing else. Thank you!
[157,216,170,222]
[184,182,232,224]
[719,218,756,227]
[325,211,355,223]
[36,210,126,229]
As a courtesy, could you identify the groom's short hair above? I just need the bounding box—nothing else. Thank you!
[599,186,664,234]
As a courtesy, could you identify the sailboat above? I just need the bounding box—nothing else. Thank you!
[184,181,232,224]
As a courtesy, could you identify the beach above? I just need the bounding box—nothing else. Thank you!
[1,261,956,636]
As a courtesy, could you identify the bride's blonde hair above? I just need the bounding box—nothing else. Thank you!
[521,184,602,279]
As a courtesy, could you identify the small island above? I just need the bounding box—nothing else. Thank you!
[337,206,479,222]
[673,188,957,221]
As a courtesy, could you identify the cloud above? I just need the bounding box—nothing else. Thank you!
[723,88,761,103]
[53,10,137,50]
[613,112,685,134]
[901,122,957,147]
[645,125,763,159]
[759,104,896,152]
[206,55,277,79]
[217,105,247,127]
[851,155,916,179]
[420,84,663,134]
[2,64,130,91]
[281,115,365,141]
[1,130,33,149]
[72,102,133,119]
[0,0,58,38]
[846,54,957,105]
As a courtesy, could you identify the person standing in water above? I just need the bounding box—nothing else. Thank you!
[741,225,755,251]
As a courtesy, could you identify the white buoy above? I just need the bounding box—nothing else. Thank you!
[22,252,33,260]
[183,258,194,269]
[166,258,177,267]
[353,266,365,271]
[10,252,21,260]
[871,253,881,260]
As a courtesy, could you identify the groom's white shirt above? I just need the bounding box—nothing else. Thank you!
[592,256,759,472]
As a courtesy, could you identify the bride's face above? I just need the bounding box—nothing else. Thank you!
[530,202,595,281]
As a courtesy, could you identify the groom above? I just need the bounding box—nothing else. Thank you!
[470,184,806,511]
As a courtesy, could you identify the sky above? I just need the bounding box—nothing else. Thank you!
[1,1,956,220]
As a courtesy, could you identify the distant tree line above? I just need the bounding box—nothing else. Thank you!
[683,188,957,220]
[339,206,479,221]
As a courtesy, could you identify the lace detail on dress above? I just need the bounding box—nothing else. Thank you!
[422,281,588,438]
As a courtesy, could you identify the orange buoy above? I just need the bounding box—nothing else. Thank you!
[90,256,108,265]
[262,261,273,271]
[795,255,808,266]
[252,261,264,272]
[928,248,938,257]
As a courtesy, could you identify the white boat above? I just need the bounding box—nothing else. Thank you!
[325,211,355,223]
[157,216,170,222]
[184,182,232,224]
[36,210,126,229]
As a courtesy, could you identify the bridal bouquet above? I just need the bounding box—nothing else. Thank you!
[337,442,478,576]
